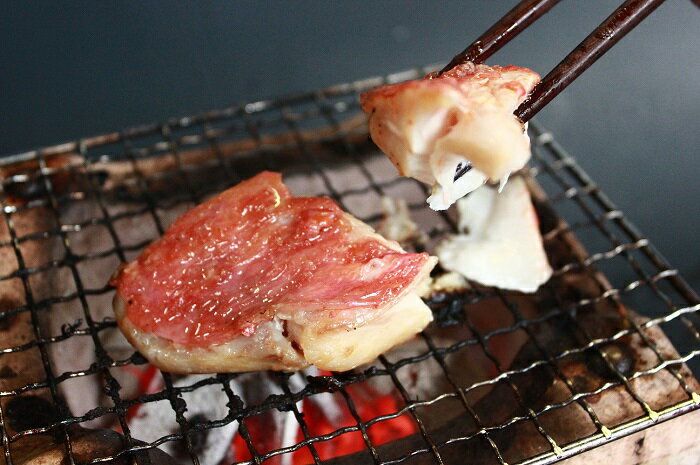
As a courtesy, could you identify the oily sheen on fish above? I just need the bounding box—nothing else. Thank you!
[110,172,436,373]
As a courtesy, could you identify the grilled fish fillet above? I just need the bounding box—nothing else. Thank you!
[110,171,436,373]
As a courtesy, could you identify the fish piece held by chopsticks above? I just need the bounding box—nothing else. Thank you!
[110,171,436,373]
[361,62,540,210]
[436,177,551,293]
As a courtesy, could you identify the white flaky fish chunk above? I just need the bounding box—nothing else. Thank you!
[435,177,552,293]
[361,62,540,210]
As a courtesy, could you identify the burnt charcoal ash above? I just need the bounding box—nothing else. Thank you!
[429,293,466,327]
[0,305,18,331]
[128,374,240,465]
[3,177,48,201]
[170,414,210,462]
[6,395,59,432]
[588,342,637,380]
[306,374,344,393]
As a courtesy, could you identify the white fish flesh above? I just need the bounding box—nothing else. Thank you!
[435,177,552,292]
[361,62,540,210]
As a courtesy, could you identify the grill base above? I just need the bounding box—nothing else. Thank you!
[0,65,698,465]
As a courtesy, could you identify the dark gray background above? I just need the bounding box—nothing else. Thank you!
[1,1,698,290]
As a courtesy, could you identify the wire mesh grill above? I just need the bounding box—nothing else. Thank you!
[0,65,699,465]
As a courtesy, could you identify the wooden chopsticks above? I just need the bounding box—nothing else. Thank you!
[439,0,668,122]
[516,0,666,121]
[438,0,561,75]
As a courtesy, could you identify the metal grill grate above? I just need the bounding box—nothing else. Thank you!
[0,65,699,465]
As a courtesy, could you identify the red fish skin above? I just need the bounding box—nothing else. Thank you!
[361,62,538,109]
[111,172,431,348]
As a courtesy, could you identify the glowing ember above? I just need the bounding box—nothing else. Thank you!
[231,376,417,464]
[124,367,416,465]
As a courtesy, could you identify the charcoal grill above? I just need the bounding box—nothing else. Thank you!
[0,62,699,465]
